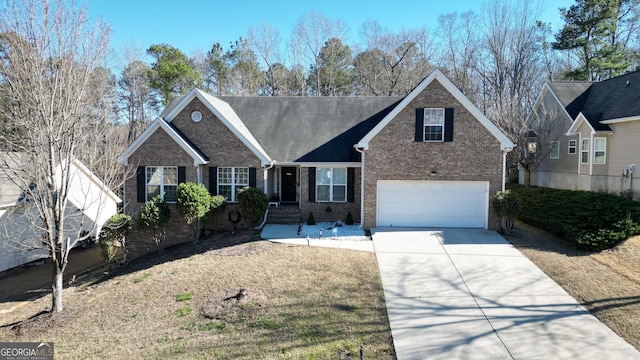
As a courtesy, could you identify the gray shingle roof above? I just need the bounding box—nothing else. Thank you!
[548,70,640,131]
[0,152,27,207]
[220,96,403,163]
[547,81,593,119]
[581,70,640,122]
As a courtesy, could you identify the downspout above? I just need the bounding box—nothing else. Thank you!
[255,160,276,231]
[502,149,508,191]
[502,146,514,191]
[589,131,595,176]
[577,134,581,176]
[354,145,366,228]
[263,161,275,195]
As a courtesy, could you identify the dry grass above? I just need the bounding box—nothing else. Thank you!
[0,232,394,359]
[506,221,640,350]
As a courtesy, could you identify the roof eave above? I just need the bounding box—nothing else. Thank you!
[600,115,640,124]
[119,118,209,167]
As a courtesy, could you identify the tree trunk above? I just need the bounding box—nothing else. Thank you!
[524,168,531,186]
[52,266,64,312]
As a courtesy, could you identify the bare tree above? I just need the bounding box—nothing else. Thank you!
[436,11,480,99]
[475,0,552,184]
[118,60,159,142]
[354,22,434,95]
[290,11,348,96]
[0,0,124,312]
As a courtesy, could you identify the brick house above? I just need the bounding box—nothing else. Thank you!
[119,70,513,244]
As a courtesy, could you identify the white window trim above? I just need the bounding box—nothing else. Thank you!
[594,137,606,164]
[581,138,590,164]
[146,166,178,203]
[423,108,445,143]
[568,139,577,154]
[550,141,560,159]
[218,167,249,202]
[316,167,347,203]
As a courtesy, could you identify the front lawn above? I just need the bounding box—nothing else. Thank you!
[508,184,640,250]
[0,232,394,359]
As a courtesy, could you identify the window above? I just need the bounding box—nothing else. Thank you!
[146,166,178,202]
[568,139,577,154]
[550,141,560,159]
[316,168,347,202]
[218,167,248,202]
[594,138,606,164]
[581,138,589,164]
[423,108,445,142]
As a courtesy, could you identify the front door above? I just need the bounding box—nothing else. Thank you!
[281,167,297,203]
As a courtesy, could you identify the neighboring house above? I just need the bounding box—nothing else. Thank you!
[526,70,640,200]
[0,154,121,273]
[119,70,514,240]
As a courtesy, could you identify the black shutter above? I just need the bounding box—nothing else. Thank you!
[347,167,355,203]
[444,108,454,142]
[178,166,186,184]
[308,167,316,202]
[415,108,425,142]
[249,167,257,188]
[136,166,146,203]
[209,166,218,195]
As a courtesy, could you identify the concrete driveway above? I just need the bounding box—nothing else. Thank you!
[372,228,640,360]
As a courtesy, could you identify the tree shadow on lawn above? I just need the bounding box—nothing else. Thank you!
[505,221,593,258]
[0,230,262,307]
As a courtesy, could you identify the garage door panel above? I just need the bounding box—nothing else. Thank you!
[377,180,488,228]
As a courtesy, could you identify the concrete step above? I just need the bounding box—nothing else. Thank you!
[267,207,301,224]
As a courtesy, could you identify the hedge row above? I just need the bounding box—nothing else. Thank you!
[507,184,640,251]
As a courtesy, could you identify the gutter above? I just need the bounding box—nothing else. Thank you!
[354,145,366,228]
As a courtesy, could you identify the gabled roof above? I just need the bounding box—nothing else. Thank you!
[566,112,614,135]
[163,89,272,166]
[546,81,593,119]
[549,70,640,134]
[1,153,121,208]
[356,69,515,150]
[119,117,209,166]
[65,158,122,205]
[221,96,403,163]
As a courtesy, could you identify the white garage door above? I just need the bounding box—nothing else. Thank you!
[377,180,489,228]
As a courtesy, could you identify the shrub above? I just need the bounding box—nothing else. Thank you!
[137,195,170,229]
[491,190,521,235]
[575,219,640,251]
[210,195,227,212]
[98,213,133,263]
[345,211,354,225]
[177,182,213,242]
[508,184,640,250]
[237,187,268,226]
[306,212,316,225]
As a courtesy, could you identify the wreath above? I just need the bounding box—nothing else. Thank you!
[228,209,242,223]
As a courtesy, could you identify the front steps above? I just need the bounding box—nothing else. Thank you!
[266,206,301,224]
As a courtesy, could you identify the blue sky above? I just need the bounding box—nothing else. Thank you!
[86,0,576,65]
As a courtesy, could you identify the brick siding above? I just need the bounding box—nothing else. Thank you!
[363,81,503,229]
